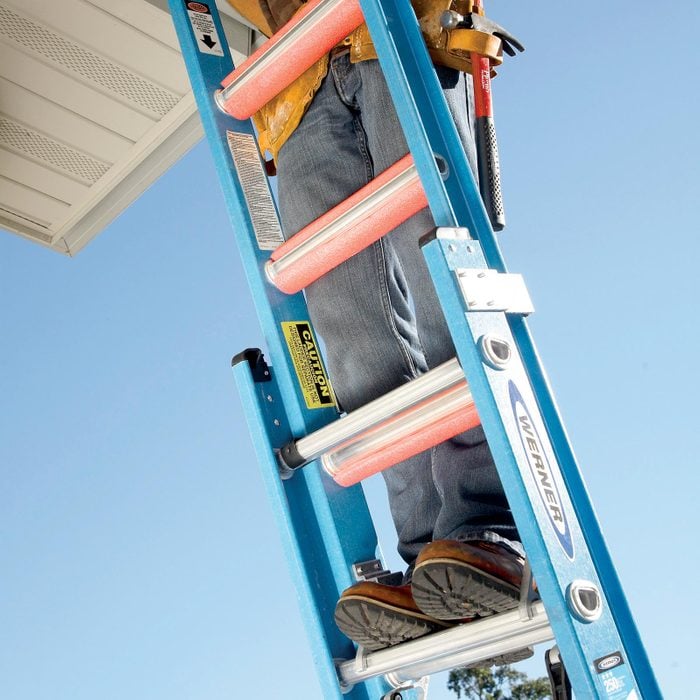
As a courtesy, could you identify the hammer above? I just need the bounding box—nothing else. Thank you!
[441,1,524,231]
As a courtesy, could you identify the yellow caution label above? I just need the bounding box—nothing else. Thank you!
[281,321,336,410]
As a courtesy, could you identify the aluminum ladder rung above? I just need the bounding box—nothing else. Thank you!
[283,358,464,462]
[337,602,553,690]
[322,379,479,485]
[280,358,480,486]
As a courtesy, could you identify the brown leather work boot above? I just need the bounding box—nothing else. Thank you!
[411,540,526,620]
[334,581,453,652]
[334,577,534,666]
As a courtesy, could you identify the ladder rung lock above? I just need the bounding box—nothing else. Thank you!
[266,155,426,293]
[337,602,553,689]
[217,0,364,119]
[457,269,534,314]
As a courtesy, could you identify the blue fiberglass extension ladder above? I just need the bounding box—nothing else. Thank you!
[168,1,661,697]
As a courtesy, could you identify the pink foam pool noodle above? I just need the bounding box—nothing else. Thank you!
[219,0,365,119]
[323,385,481,487]
[266,155,428,293]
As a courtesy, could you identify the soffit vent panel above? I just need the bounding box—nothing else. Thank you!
[0,0,252,255]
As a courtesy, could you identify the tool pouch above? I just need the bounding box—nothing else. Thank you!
[238,0,505,163]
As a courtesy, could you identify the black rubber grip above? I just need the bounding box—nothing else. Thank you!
[476,115,506,231]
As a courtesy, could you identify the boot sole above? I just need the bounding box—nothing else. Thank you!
[411,557,521,620]
[334,594,448,651]
[335,594,533,667]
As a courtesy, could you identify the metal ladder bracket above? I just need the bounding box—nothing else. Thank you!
[352,559,403,586]
[457,269,534,315]
[422,228,533,314]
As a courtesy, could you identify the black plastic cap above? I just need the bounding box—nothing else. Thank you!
[279,441,306,470]
[231,348,271,382]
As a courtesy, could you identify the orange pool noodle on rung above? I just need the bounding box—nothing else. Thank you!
[325,397,482,487]
[220,0,365,120]
[268,155,428,294]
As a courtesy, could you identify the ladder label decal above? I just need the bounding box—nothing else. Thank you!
[185,2,225,56]
[509,380,575,560]
[281,321,336,409]
[595,651,624,673]
[226,131,284,250]
[594,651,637,699]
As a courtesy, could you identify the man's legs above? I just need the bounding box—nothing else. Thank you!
[279,54,520,559]
[278,52,527,651]
[277,55,442,562]
[352,58,521,554]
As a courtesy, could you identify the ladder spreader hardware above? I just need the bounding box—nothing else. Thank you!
[216,0,364,119]
[266,154,426,294]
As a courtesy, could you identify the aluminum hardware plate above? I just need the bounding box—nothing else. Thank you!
[457,269,534,314]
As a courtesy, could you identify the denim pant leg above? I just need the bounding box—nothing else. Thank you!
[277,59,443,561]
[277,55,521,564]
[353,59,520,554]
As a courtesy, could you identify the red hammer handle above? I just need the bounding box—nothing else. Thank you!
[470,0,505,231]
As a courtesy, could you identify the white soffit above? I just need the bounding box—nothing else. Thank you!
[0,0,252,255]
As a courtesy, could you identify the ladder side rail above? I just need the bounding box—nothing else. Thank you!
[357,0,661,695]
[511,321,662,697]
[168,3,390,698]
[421,232,649,697]
[231,352,364,696]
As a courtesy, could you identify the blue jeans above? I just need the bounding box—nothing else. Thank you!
[277,54,521,564]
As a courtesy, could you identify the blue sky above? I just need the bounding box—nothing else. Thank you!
[1,2,699,699]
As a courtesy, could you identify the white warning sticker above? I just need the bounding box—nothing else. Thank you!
[185,2,224,56]
[226,131,284,251]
